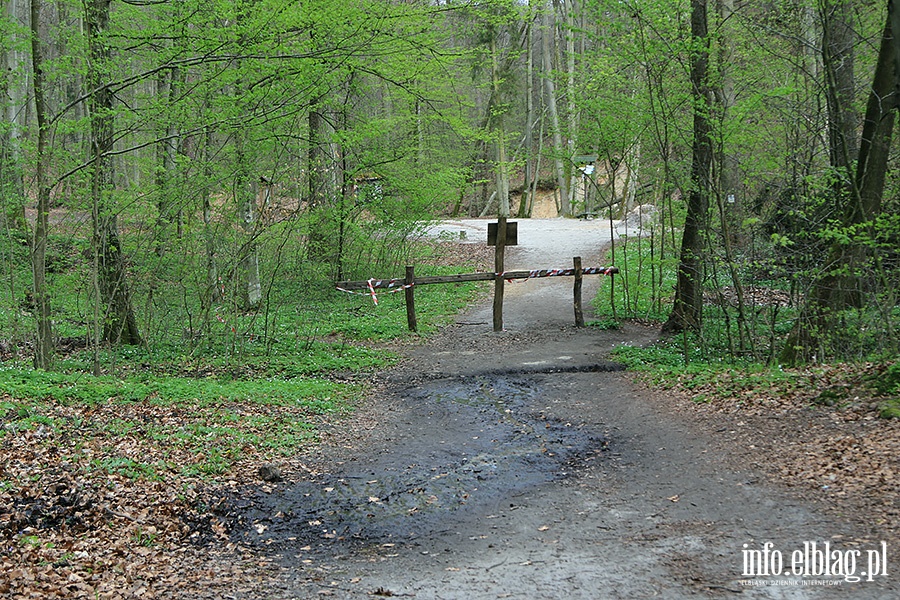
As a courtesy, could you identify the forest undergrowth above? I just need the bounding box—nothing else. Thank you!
[600,236,900,544]
[0,239,494,599]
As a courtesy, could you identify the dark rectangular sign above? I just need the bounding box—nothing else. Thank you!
[487,221,518,246]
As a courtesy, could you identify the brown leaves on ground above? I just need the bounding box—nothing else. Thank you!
[703,285,796,308]
[0,395,317,599]
[648,362,900,543]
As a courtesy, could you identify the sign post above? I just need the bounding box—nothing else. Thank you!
[492,217,507,332]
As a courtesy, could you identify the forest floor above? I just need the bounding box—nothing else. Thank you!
[3,218,899,598]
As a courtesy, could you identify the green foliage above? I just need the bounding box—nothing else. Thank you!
[878,401,900,419]
[0,215,486,481]
[866,362,900,396]
[587,317,620,330]
[0,368,351,408]
[616,336,900,420]
[593,236,678,322]
[92,457,164,481]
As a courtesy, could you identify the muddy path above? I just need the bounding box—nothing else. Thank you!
[216,219,896,599]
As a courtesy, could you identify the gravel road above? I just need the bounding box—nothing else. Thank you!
[219,218,896,599]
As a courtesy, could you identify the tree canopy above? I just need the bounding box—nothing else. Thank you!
[3,0,899,368]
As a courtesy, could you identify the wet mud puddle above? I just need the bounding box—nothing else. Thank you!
[219,373,610,554]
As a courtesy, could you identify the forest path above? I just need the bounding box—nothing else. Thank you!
[221,218,893,599]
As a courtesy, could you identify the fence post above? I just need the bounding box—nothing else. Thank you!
[493,216,507,332]
[405,265,417,332]
[573,256,584,327]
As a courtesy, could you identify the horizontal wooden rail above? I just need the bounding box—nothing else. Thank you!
[335,259,618,331]
[336,266,619,291]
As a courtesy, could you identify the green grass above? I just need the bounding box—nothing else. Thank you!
[878,400,900,419]
[0,368,352,408]
[611,340,792,386]
[0,231,489,480]
[91,456,166,480]
[587,317,620,330]
[613,337,900,418]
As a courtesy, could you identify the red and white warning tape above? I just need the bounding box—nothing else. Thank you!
[498,266,617,282]
[336,281,415,304]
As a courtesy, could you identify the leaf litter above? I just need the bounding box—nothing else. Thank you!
[0,392,335,599]
[640,360,900,543]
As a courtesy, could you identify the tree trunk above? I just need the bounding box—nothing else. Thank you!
[852,4,897,226]
[822,0,859,183]
[154,67,181,256]
[662,0,712,334]
[781,2,898,364]
[201,123,219,312]
[542,5,569,216]
[564,0,578,213]
[234,124,262,312]
[307,101,341,267]
[29,0,53,368]
[491,34,510,218]
[518,13,536,219]
[86,0,142,349]
[714,0,741,219]
[3,0,28,228]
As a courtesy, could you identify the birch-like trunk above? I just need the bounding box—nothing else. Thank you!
[517,13,536,219]
[4,0,28,224]
[235,130,261,311]
[542,4,569,216]
[491,34,510,218]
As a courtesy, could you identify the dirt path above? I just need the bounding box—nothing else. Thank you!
[218,219,896,599]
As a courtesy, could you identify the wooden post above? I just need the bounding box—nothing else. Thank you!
[405,265,417,332]
[573,256,584,327]
[493,216,506,332]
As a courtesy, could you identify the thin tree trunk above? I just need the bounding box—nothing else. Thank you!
[518,14,535,219]
[4,0,28,227]
[663,0,712,334]
[822,0,859,185]
[201,123,218,312]
[29,0,53,368]
[234,122,262,311]
[713,0,750,350]
[307,101,340,265]
[542,5,569,216]
[714,0,740,215]
[155,67,181,256]
[564,0,578,213]
[623,141,640,212]
[491,34,510,218]
[416,97,426,166]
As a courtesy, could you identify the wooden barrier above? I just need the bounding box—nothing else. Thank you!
[336,259,618,332]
